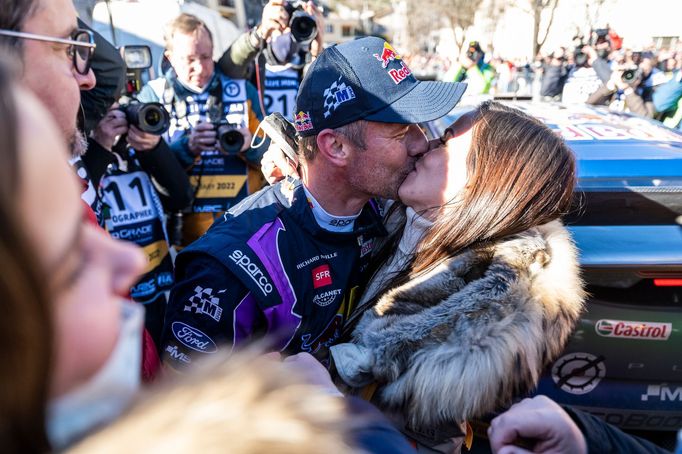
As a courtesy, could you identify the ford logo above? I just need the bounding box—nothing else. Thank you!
[171,322,218,353]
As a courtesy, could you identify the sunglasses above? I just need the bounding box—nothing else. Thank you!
[0,28,96,75]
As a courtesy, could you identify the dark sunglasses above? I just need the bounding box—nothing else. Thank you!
[0,28,96,75]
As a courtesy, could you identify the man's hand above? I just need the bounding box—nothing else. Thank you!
[459,53,475,69]
[127,125,161,151]
[187,121,217,155]
[261,143,299,184]
[257,0,289,41]
[488,396,587,454]
[91,106,128,151]
[237,126,253,153]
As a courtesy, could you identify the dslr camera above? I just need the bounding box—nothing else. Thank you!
[118,45,170,136]
[205,97,246,155]
[283,0,318,45]
[621,67,642,84]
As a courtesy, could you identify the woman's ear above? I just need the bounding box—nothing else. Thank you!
[316,129,349,168]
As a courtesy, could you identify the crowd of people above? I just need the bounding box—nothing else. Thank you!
[404,29,682,131]
[0,0,680,452]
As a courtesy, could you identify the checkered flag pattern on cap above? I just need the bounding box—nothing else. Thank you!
[323,76,354,118]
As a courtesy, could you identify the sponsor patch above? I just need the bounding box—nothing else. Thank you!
[641,384,682,402]
[388,61,413,84]
[596,319,671,341]
[329,218,354,228]
[165,344,191,364]
[312,264,332,289]
[223,81,241,97]
[294,111,313,132]
[359,236,374,258]
[312,288,342,307]
[171,322,218,353]
[184,286,225,322]
[551,352,606,395]
[322,76,356,118]
[229,249,273,296]
[373,42,402,68]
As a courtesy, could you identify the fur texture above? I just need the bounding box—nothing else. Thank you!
[343,220,585,432]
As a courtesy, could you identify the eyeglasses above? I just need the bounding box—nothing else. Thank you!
[0,28,96,75]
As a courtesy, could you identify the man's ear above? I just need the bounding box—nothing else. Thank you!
[316,129,349,167]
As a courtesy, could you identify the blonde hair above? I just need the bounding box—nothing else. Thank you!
[164,13,213,52]
[69,353,358,454]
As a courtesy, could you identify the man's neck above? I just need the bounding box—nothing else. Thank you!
[303,167,369,216]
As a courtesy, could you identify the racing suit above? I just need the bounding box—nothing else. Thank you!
[160,179,386,370]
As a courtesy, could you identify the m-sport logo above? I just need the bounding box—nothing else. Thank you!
[595,319,671,341]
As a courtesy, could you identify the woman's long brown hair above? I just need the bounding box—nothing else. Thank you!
[369,100,576,301]
[0,57,53,453]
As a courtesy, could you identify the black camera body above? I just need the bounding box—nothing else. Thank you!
[119,101,170,135]
[211,120,245,155]
[118,45,170,135]
[283,0,317,45]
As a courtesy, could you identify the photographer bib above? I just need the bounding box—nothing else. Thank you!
[98,151,174,340]
[264,64,300,119]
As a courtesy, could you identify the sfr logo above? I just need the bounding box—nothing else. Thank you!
[312,264,332,289]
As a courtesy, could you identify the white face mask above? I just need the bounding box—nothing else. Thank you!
[46,300,144,450]
[271,33,294,64]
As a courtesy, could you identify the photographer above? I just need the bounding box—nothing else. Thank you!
[82,100,192,347]
[449,41,495,95]
[218,0,325,119]
[560,30,613,104]
[137,13,264,247]
[654,68,682,130]
[587,51,659,118]
[539,47,570,100]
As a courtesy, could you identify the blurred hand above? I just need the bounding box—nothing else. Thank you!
[187,121,217,155]
[459,53,475,69]
[302,1,325,57]
[237,126,253,153]
[91,105,128,151]
[488,396,587,454]
[127,125,161,151]
[260,143,299,184]
[257,0,289,40]
[283,352,342,396]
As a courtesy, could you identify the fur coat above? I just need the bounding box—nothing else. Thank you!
[331,220,585,436]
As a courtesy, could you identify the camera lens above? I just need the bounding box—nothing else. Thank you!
[219,129,245,155]
[290,11,317,44]
[124,102,170,135]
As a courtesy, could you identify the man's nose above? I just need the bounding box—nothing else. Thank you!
[76,68,96,91]
[407,124,428,157]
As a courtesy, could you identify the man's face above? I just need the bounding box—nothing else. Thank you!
[345,122,428,200]
[166,28,214,91]
[20,0,96,155]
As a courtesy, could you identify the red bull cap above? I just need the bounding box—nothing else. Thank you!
[295,37,467,137]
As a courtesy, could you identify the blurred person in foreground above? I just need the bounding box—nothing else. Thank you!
[0,58,413,454]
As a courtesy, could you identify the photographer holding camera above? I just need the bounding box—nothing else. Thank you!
[218,0,325,120]
[587,50,661,118]
[559,29,614,104]
[137,13,265,247]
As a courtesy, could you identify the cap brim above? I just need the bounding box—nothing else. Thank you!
[364,81,468,124]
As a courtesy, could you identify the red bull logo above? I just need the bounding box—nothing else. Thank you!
[294,111,313,132]
[374,42,402,68]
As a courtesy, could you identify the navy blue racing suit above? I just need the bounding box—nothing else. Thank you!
[161,178,386,370]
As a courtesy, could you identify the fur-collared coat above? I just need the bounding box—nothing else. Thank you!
[331,220,585,435]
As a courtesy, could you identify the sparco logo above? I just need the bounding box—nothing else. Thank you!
[171,322,218,353]
[229,249,273,295]
[596,319,671,341]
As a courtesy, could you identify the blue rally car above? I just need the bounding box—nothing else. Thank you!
[425,100,682,437]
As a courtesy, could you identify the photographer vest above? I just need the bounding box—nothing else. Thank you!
[98,149,173,343]
[263,63,300,119]
[148,70,252,243]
